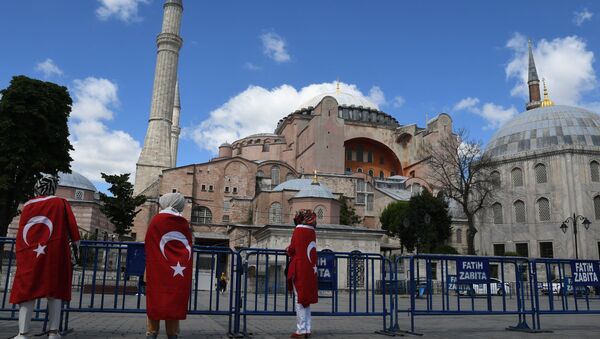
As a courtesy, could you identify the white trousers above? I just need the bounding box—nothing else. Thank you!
[295,302,311,335]
[18,298,62,334]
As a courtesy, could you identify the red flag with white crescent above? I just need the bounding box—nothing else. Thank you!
[145,211,193,320]
[10,196,80,304]
[286,224,318,306]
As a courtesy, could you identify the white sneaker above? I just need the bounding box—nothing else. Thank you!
[13,334,30,339]
[48,332,61,339]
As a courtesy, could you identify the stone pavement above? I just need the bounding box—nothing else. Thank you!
[2,312,600,338]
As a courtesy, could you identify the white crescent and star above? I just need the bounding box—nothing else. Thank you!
[159,231,191,277]
[306,241,318,275]
[23,216,53,257]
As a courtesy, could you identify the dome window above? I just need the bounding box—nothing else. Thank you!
[537,198,550,221]
[591,161,600,182]
[514,200,526,223]
[534,164,547,184]
[492,203,503,224]
[75,189,84,201]
[511,168,523,187]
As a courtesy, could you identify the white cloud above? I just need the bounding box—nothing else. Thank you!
[367,86,386,106]
[453,97,517,130]
[70,77,141,182]
[96,0,149,23]
[505,33,596,106]
[35,59,63,78]
[260,32,291,63]
[184,81,381,153]
[574,9,593,26]
[244,62,262,71]
[392,96,405,108]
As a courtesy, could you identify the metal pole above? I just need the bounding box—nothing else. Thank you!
[573,213,579,260]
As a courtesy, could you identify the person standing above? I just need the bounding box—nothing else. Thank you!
[286,209,318,338]
[10,174,80,339]
[145,193,193,339]
[219,272,228,294]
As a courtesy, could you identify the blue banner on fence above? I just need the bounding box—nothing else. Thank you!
[317,251,336,290]
[570,261,600,286]
[456,258,490,284]
[125,243,145,277]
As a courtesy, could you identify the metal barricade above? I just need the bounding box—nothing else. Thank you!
[236,248,395,336]
[393,254,539,335]
[531,258,600,330]
[62,240,242,337]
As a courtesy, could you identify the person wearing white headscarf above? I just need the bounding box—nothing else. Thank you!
[145,193,192,339]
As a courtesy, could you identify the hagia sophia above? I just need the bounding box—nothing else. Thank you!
[11,0,600,263]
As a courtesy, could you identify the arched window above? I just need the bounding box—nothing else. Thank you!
[271,166,280,186]
[537,197,550,221]
[357,168,363,173]
[191,205,212,224]
[492,203,503,224]
[456,229,462,244]
[511,168,523,187]
[594,196,600,220]
[490,171,501,188]
[315,206,325,221]
[514,200,526,223]
[535,164,547,184]
[591,161,600,182]
[368,169,374,177]
[269,202,282,224]
[256,170,265,178]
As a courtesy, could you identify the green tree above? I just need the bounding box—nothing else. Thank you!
[0,76,73,236]
[338,196,361,225]
[380,191,453,253]
[99,173,146,237]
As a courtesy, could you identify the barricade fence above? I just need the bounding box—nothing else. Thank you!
[2,238,600,336]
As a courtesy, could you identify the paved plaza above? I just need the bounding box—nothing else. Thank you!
[2,311,600,338]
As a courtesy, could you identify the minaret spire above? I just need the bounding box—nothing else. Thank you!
[134,0,183,194]
[526,39,541,110]
[170,80,181,167]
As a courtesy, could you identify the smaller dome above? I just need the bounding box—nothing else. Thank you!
[295,183,335,199]
[58,171,97,192]
[273,179,312,191]
[219,142,231,147]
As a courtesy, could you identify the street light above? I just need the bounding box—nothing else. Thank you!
[559,213,592,259]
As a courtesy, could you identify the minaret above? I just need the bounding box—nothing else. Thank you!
[134,0,183,195]
[170,81,181,167]
[526,40,541,110]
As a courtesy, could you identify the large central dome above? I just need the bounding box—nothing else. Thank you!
[298,91,379,111]
[486,105,600,158]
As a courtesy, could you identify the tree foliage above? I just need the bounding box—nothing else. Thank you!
[338,196,361,225]
[99,173,146,237]
[426,129,495,254]
[0,76,73,236]
[380,191,453,253]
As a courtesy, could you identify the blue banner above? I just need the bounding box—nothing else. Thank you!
[571,261,600,286]
[317,252,336,290]
[456,258,490,284]
[125,243,146,277]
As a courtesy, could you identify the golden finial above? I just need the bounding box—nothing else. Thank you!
[540,78,554,107]
[336,79,340,94]
[312,169,319,184]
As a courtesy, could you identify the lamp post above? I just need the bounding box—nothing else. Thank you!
[560,213,592,259]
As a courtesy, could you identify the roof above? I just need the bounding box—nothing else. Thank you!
[295,183,335,199]
[485,105,600,158]
[58,171,97,192]
[376,187,412,201]
[298,91,378,111]
[272,179,313,191]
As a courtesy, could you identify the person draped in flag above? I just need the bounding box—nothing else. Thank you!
[286,209,318,338]
[145,193,192,339]
[10,174,80,339]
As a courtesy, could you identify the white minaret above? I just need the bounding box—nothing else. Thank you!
[170,81,181,167]
[134,0,183,195]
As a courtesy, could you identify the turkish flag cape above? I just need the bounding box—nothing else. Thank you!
[10,196,80,304]
[286,224,318,306]
[145,210,193,320]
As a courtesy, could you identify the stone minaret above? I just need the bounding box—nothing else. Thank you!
[170,81,181,167]
[134,0,183,195]
[526,40,541,111]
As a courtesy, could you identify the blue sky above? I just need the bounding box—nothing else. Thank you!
[1,1,599,189]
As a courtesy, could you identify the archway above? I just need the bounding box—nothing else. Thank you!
[344,138,402,178]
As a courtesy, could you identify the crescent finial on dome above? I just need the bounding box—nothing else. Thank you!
[541,78,554,107]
